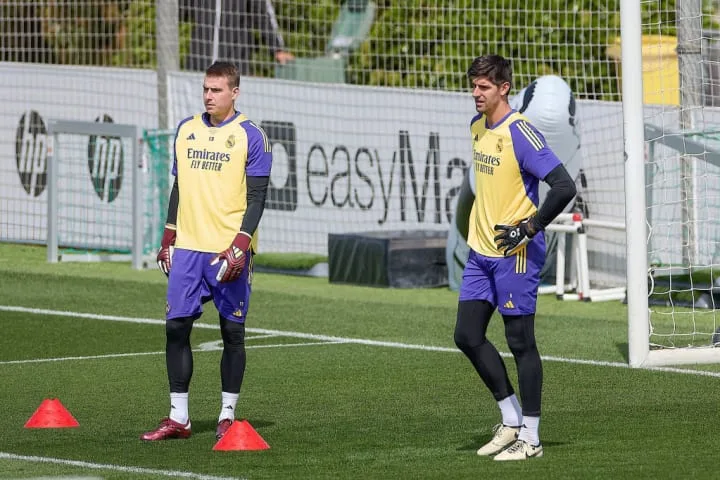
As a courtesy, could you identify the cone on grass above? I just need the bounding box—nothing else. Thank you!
[213,420,270,451]
[24,398,79,428]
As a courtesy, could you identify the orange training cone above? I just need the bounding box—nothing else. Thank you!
[24,398,80,428]
[213,420,270,451]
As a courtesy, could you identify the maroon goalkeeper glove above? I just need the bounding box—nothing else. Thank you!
[211,232,252,283]
[157,226,176,276]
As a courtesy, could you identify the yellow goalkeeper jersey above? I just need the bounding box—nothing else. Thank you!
[467,110,561,257]
[172,111,272,253]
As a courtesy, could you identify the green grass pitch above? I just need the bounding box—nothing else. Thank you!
[0,243,719,479]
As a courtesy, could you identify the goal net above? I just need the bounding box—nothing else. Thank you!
[622,1,720,366]
[45,119,157,269]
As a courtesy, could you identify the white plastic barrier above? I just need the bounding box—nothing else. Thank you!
[539,213,627,302]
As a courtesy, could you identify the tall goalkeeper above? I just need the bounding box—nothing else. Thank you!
[454,55,576,461]
[141,61,272,442]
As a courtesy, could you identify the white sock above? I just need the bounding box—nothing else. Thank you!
[518,415,540,445]
[169,392,189,425]
[219,392,239,422]
[498,394,522,427]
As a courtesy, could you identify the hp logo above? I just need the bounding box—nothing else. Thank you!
[15,110,48,197]
[87,114,124,203]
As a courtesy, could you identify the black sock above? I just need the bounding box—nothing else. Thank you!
[454,300,515,400]
[503,314,542,417]
[166,315,195,392]
[220,315,246,394]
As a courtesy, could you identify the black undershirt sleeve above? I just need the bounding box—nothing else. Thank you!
[240,176,270,235]
[165,178,179,227]
[534,164,577,231]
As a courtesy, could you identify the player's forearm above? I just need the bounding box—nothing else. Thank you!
[534,165,577,230]
[165,178,179,227]
[239,176,270,235]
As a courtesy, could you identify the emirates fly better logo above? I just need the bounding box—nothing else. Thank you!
[15,110,48,197]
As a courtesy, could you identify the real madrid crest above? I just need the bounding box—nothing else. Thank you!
[496,139,503,153]
[225,135,235,148]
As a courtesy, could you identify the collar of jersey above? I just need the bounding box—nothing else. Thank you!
[485,109,516,130]
[201,110,241,128]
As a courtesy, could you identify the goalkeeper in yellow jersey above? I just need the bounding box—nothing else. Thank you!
[454,55,576,461]
[142,61,272,442]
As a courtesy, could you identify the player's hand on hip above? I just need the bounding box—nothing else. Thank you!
[494,217,538,257]
[157,226,176,276]
[211,232,252,283]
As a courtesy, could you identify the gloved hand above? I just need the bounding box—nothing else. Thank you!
[493,217,539,257]
[211,232,252,283]
[157,226,176,276]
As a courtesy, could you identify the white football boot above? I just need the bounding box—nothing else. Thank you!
[476,424,520,456]
[493,439,544,461]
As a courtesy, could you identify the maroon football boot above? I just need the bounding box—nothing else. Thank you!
[216,418,233,440]
[141,418,191,441]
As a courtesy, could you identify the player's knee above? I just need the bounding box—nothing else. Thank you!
[220,317,246,349]
[166,316,193,345]
[503,314,537,356]
[454,300,492,350]
[454,326,487,351]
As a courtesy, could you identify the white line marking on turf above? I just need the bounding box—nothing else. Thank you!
[0,342,347,366]
[244,334,281,340]
[0,306,176,328]
[3,305,720,378]
[250,340,348,349]
[0,452,243,480]
[0,351,164,365]
[21,476,103,479]
[18,477,103,480]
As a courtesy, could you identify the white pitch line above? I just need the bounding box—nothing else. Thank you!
[244,334,281,340]
[0,342,348,366]
[0,452,243,480]
[2,305,720,378]
[22,476,103,480]
[0,351,164,365]
[0,306,182,328]
[249,340,349,349]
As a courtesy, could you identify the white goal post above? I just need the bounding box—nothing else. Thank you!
[46,119,145,270]
[622,0,720,367]
[621,0,652,368]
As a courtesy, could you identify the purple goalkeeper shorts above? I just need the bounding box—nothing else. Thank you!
[458,234,546,316]
[166,248,253,323]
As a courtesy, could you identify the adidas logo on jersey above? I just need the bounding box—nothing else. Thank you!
[186,133,195,140]
[232,309,243,318]
[503,300,515,309]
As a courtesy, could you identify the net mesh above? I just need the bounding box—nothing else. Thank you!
[142,129,175,255]
[47,126,164,259]
[53,130,135,253]
[639,0,720,349]
[1,1,625,94]
[5,1,720,355]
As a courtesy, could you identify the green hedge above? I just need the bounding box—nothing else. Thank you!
[3,0,718,100]
[347,0,717,99]
[348,1,622,98]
